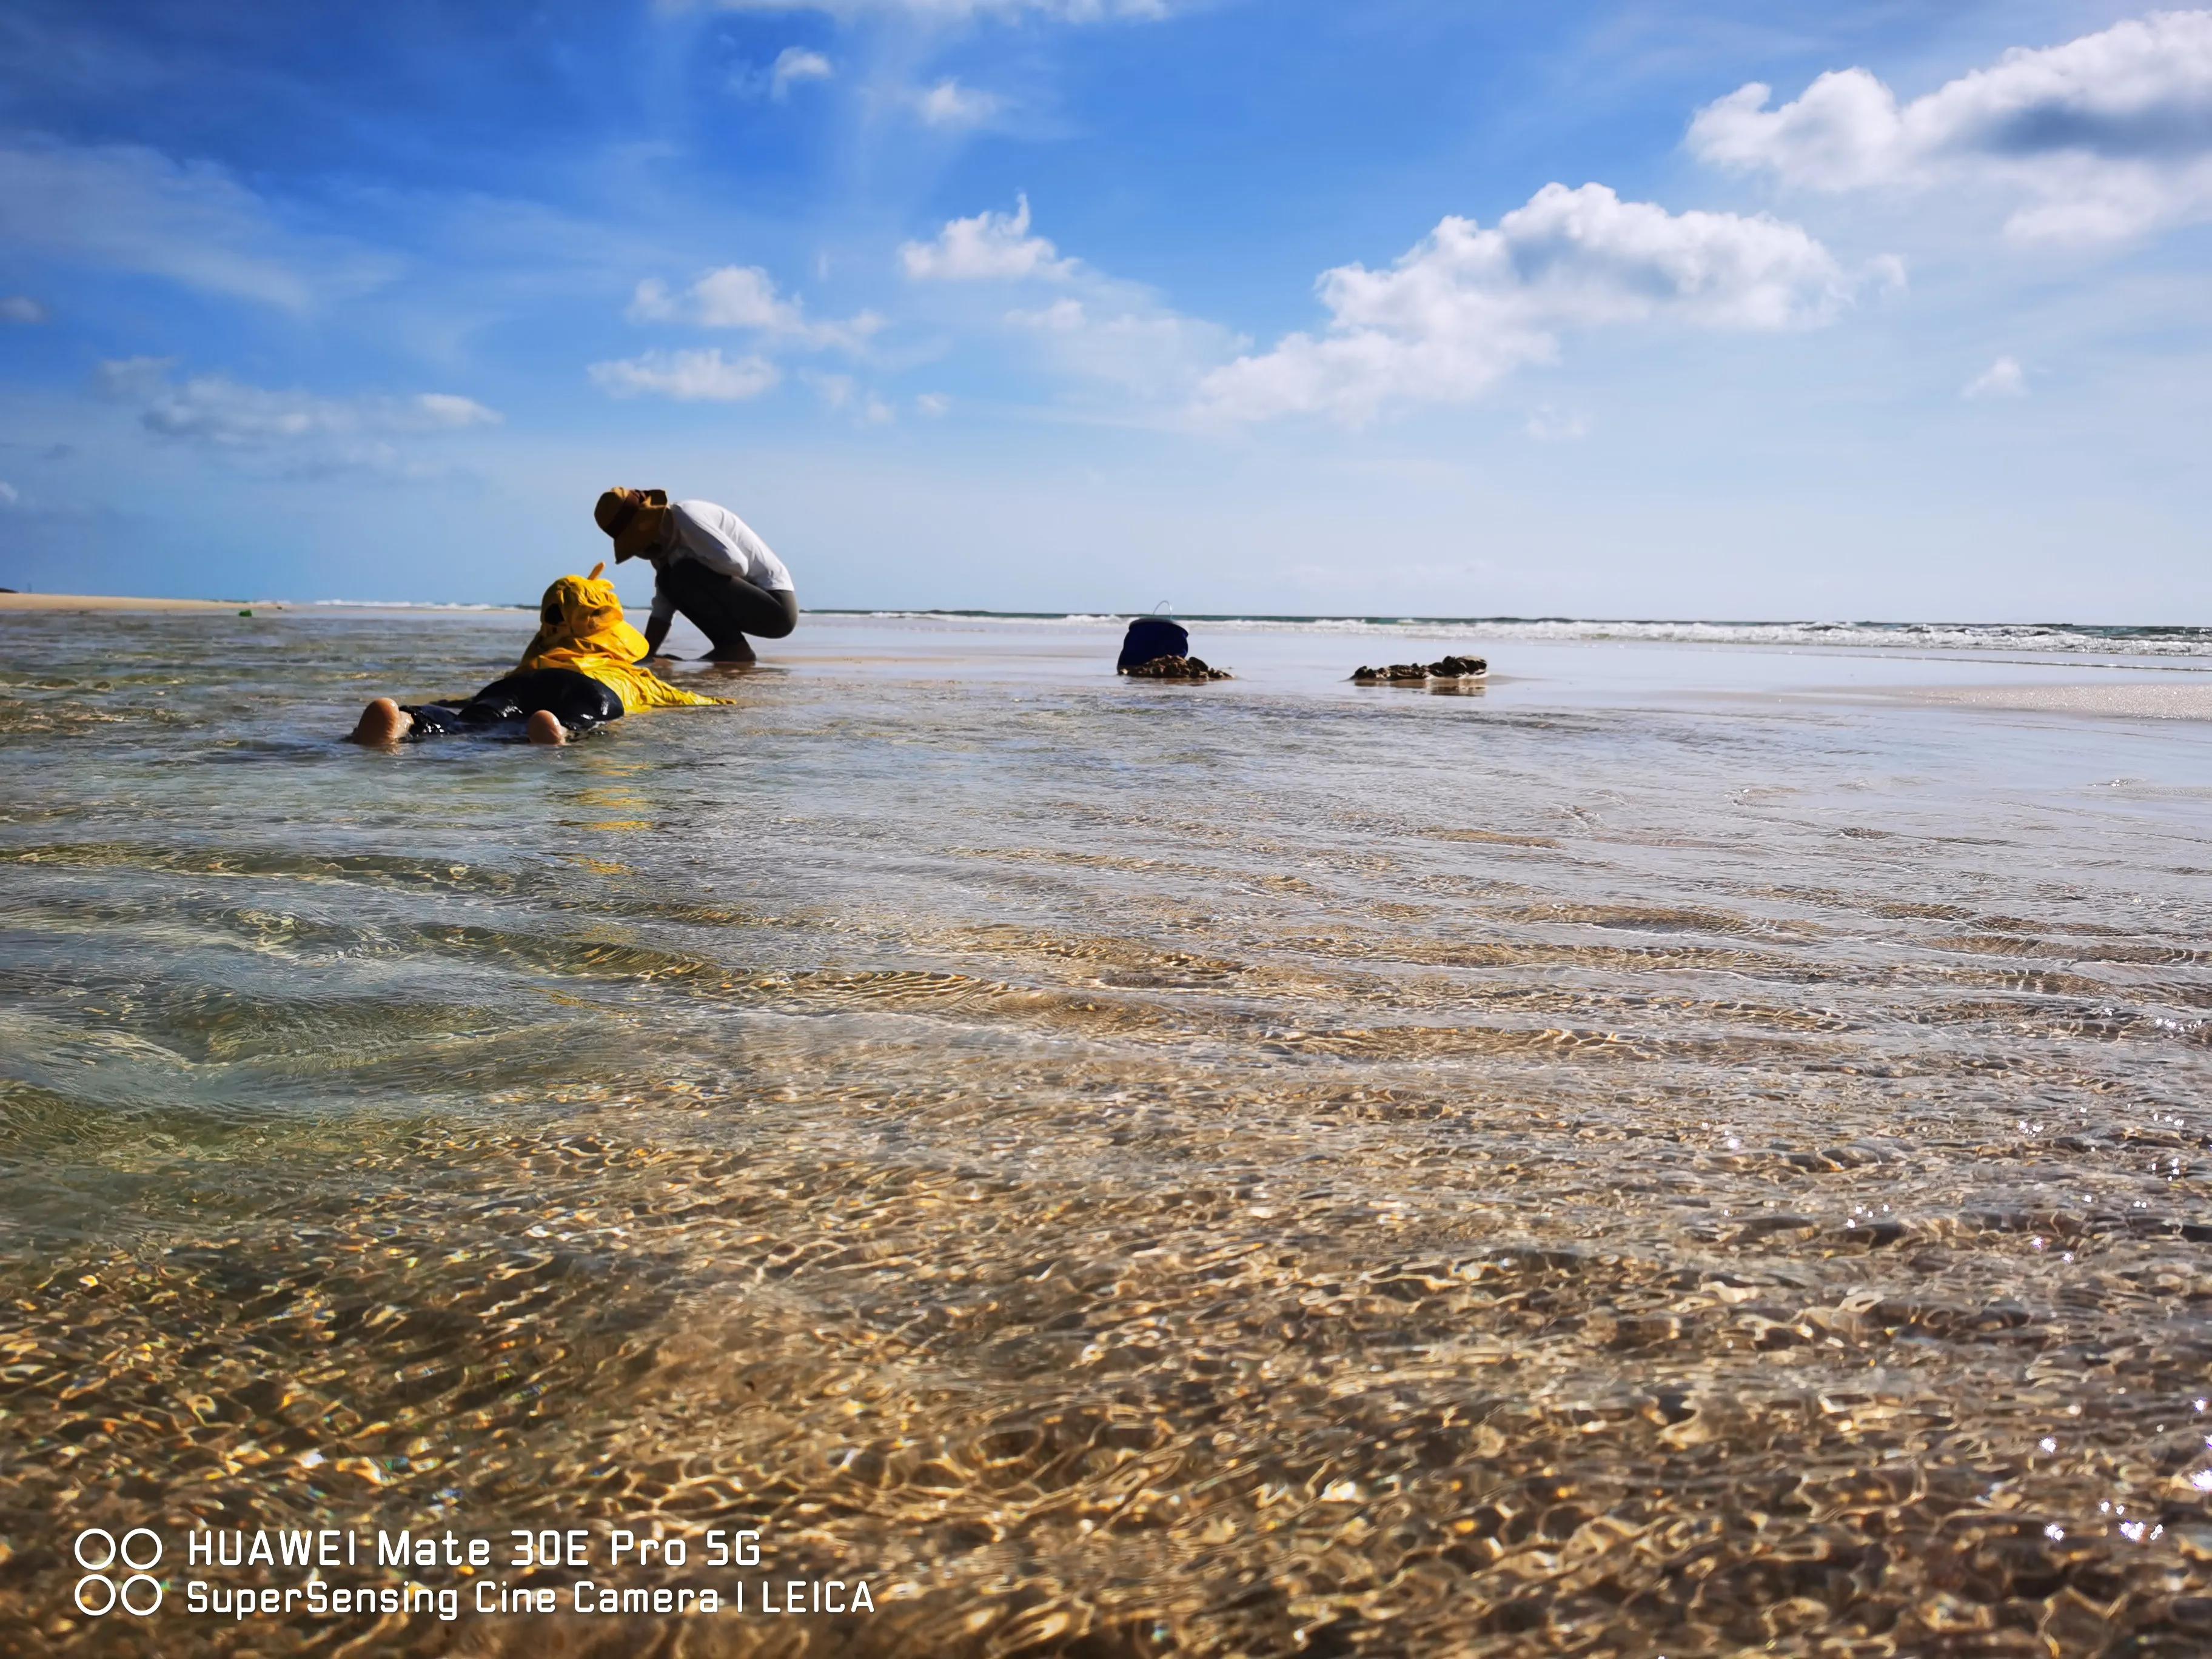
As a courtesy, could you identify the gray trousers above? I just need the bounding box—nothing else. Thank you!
[657,558,799,653]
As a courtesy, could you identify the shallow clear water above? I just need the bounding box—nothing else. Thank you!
[4,610,2211,1657]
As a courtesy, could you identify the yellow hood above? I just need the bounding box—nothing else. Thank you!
[518,569,726,712]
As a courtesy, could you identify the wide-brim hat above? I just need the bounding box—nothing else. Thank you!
[594,487,668,561]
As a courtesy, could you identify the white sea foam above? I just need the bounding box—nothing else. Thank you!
[828,611,2212,659]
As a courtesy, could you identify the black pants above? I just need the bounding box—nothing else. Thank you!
[401,668,623,741]
[657,558,799,657]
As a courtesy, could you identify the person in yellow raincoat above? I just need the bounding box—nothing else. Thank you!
[346,565,726,746]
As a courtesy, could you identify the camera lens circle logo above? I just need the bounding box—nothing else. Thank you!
[73,1528,164,1616]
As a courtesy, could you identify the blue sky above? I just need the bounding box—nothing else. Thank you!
[1,0,2206,619]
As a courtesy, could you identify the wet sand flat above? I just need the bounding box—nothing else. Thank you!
[2,609,2210,1657]
[0,593,286,614]
[1902,681,2212,721]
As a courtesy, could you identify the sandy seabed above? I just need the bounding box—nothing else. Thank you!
[2,609,2210,1658]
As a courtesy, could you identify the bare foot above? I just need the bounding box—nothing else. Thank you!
[347,697,414,746]
[703,643,757,665]
[525,709,568,746]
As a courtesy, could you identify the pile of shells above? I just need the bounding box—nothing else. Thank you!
[1351,653,1487,683]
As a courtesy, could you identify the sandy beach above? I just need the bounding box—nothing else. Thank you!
[0,591,285,613]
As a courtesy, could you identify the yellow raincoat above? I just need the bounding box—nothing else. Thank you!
[517,569,728,712]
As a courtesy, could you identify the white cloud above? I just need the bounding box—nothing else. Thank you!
[628,266,882,350]
[1007,295,1239,394]
[905,196,1239,402]
[914,78,1001,129]
[915,392,951,415]
[773,47,834,96]
[801,369,897,424]
[1196,182,1866,424]
[93,359,500,473]
[1525,406,1590,441]
[1688,11,2212,244]
[0,138,384,309]
[415,394,501,427]
[803,369,855,409]
[0,295,47,323]
[731,45,835,98]
[900,195,1075,281]
[98,358,499,442]
[1006,296,1087,330]
[0,481,18,505]
[588,347,782,401]
[1963,355,2029,398]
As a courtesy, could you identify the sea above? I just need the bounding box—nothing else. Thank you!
[3,606,2209,1656]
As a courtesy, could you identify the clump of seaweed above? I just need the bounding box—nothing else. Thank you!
[1124,655,1233,680]
[1351,653,1487,683]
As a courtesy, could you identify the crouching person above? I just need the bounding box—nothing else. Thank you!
[594,488,798,664]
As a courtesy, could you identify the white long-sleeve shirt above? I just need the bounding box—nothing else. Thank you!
[645,500,795,632]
